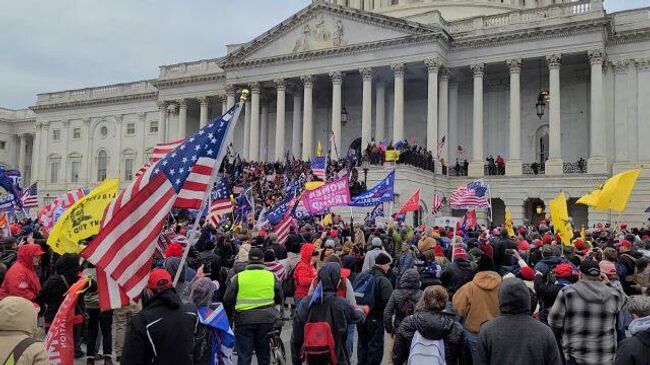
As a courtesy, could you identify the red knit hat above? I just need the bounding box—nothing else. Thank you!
[517,240,530,252]
[330,229,338,238]
[533,239,543,248]
[164,243,184,258]
[453,247,468,260]
[519,266,535,281]
[147,269,172,290]
[542,234,553,244]
[617,240,632,250]
[554,263,574,278]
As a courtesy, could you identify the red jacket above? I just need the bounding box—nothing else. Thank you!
[293,243,316,299]
[0,244,43,302]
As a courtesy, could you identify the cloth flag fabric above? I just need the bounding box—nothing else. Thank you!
[234,187,254,223]
[303,176,351,214]
[45,277,89,364]
[82,103,241,310]
[47,179,119,255]
[311,156,327,180]
[431,194,443,216]
[273,212,295,244]
[21,182,38,208]
[209,179,233,227]
[577,168,640,212]
[550,192,573,245]
[316,141,323,157]
[0,194,15,213]
[448,180,490,208]
[385,150,400,162]
[504,208,515,237]
[349,171,395,207]
[0,167,21,202]
[365,203,384,225]
[197,304,235,365]
[151,139,184,162]
[397,190,420,215]
[267,196,293,226]
[38,188,86,233]
[461,209,477,230]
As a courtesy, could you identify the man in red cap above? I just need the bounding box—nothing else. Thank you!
[616,239,643,295]
[534,262,576,325]
[0,243,44,303]
[121,268,198,365]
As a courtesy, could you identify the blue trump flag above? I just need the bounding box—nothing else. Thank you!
[267,196,293,226]
[365,203,384,225]
[349,170,395,207]
[0,167,22,209]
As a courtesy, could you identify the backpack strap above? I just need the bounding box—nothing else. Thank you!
[2,337,38,365]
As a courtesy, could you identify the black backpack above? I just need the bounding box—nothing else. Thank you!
[283,264,298,298]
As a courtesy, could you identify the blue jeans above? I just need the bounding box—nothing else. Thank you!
[465,329,478,358]
[357,316,384,365]
[346,324,355,359]
[235,323,273,365]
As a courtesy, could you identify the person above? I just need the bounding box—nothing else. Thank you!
[113,301,141,363]
[534,262,575,325]
[223,247,283,365]
[392,285,470,365]
[0,296,48,365]
[293,243,318,309]
[121,268,199,365]
[291,262,366,365]
[440,247,477,299]
[83,264,113,365]
[356,252,393,365]
[362,237,389,272]
[475,277,561,365]
[548,259,626,365]
[383,268,422,336]
[36,253,80,331]
[615,294,650,365]
[0,243,44,303]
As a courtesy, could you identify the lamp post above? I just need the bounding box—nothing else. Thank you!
[362,158,369,190]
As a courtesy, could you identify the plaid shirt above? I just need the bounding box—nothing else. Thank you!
[548,280,626,365]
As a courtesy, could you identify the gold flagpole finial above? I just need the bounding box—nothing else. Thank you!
[240,89,250,101]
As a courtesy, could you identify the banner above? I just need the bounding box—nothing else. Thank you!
[47,179,119,255]
[385,150,400,162]
[504,208,515,237]
[267,196,293,226]
[434,216,460,228]
[45,277,89,365]
[577,168,640,212]
[303,176,350,214]
[305,181,325,191]
[349,171,395,207]
[397,190,420,214]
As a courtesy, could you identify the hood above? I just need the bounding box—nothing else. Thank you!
[148,287,182,310]
[398,269,421,290]
[0,296,38,335]
[341,255,356,270]
[55,253,80,277]
[318,262,342,293]
[300,243,316,264]
[628,315,650,336]
[499,278,531,315]
[162,257,183,283]
[473,271,502,290]
[455,259,474,271]
[17,243,43,269]
[572,280,616,304]
[236,243,251,263]
[413,310,456,340]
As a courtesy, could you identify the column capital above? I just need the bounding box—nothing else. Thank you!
[506,59,522,73]
[301,75,314,88]
[137,112,146,120]
[470,63,485,77]
[439,68,450,82]
[274,78,286,91]
[359,67,373,81]
[546,54,562,70]
[225,84,236,96]
[157,100,168,110]
[197,96,209,106]
[330,71,344,85]
[391,63,405,77]
[636,57,650,71]
[424,57,441,73]
[588,50,606,66]
[613,59,630,73]
[168,103,178,113]
[114,115,123,125]
[177,99,188,108]
[249,82,261,94]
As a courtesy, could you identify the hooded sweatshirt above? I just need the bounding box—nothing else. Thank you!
[383,269,422,334]
[0,296,48,365]
[452,271,501,333]
[615,314,650,365]
[0,244,43,302]
[36,253,80,323]
[293,243,317,299]
[475,278,561,365]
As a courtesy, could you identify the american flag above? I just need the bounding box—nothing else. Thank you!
[151,139,184,162]
[38,188,86,232]
[82,103,242,310]
[209,179,233,227]
[273,213,295,244]
[448,180,490,208]
[232,186,244,195]
[311,156,327,180]
[21,183,38,208]
[431,194,443,215]
[154,234,171,260]
[0,167,21,208]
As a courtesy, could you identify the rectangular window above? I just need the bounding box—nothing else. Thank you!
[124,158,134,181]
[0,141,5,150]
[50,161,60,183]
[73,128,81,139]
[71,161,80,182]
[126,123,135,135]
[149,121,159,133]
[53,129,61,141]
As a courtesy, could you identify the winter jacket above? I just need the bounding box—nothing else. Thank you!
[615,315,650,365]
[452,271,501,334]
[35,253,80,324]
[293,244,317,299]
[492,237,516,270]
[0,296,48,365]
[440,258,477,298]
[362,247,390,272]
[121,288,198,365]
[0,244,42,303]
[475,278,561,365]
[533,272,571,324]
[361,266,393,318]
[392,309,470,365]
[223,264,282,326]
[383,269,422,334]
[291,263,365,365]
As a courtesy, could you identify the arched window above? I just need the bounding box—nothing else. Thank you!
[97,150,108,182]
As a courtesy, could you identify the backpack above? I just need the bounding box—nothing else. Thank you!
[2,337,38,365]
[353,271,376,309]
[301,299,337,365]
[407,330,446,365]
[283,264,298,298]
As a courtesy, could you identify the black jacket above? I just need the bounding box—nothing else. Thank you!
[492,237,516,271]
[440,259,477,297]
[121,288,198,365]
[383,269,422,334]
[36,253,80,323]
[392,310,470,365]
[358,266,393,318]
[615,328,650,365]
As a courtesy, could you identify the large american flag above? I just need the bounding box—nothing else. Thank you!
[311,156,326,180]
[82,103,242,310]
[208,179,233,227]
[448,180,490,208]
[21,183,38,208]
[152,139,184,162]
[273,212,295,244]
[431,194,443,215]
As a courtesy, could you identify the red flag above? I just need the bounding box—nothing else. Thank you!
[398,190,420,214]
[45,277,88,364]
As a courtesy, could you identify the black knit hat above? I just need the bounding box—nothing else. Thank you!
[375,252,392,265]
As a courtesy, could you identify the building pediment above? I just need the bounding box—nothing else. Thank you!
[222,2,446,68]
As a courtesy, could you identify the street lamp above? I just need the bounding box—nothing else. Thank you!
[535,205,544,215]
[341,106,348,127]
[362,158,369,190]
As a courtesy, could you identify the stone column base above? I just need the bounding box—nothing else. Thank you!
[505,160,522,176]
[587,157,607,174]
[613,161,636,174]
[468,160,484,177]
[545,158,564,175]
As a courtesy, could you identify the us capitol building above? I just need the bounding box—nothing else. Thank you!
[1,0,649,227]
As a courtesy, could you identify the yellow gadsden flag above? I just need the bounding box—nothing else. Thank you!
[385,150,401,162]
[577,168,641,212]
[47,179,119,255]
[316,141,323,157]
[504,208,515,237]
[305,181,325,191]
[549,192,573,246]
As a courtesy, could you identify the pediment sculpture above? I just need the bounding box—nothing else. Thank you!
[293,16,345,52]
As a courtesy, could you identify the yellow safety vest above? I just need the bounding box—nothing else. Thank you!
[235,269,275,311]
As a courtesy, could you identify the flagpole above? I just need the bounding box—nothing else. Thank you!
[173,91,246,286]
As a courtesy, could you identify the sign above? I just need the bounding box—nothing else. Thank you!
[434,216,460,228]
[303,176,350,214]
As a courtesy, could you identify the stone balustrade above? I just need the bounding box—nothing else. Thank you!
[36,80,157,104]
[158,58,224,78]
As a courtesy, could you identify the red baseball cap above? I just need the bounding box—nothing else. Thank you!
[617,240,632,250]
[147,269,172,290]
[519,266,535,281]
[554,263,574,278]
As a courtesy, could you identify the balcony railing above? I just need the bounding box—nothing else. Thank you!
[523,163,545,175]
[563,162,587,174]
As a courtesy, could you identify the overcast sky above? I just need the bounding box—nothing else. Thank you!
[1,0,647,109]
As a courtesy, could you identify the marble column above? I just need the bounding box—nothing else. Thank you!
[424,58,440,154]
[302,75,314,159]
[226,85,236,109]
[260,101,269,161]
[39,123,49,184]
[546,54,563,175]
[18,134,27,175]
[249,83,261,161]
[638,59,650,163]
[31,126,41,184]
[199,96,209,128]
[613,60,630,169]
[292,91,303,158]
[468,63,485,177]
[243,100,250,160]
[177,99,187,139]
[449,82,459,166]
[275,79,286,161]
[587,50,606,173]
[391,63,405,143]
[83,118,91,183]
[360,67,373,148]
[157,101,167,142]
[438,70,449,165]
[506,58,522,175]
[168,103,178,141]
[375,81,386,143]
[221,95,227,116]
[330,72,343,160]
[627,60,639,163]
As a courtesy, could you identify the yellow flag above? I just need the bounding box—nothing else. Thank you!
[305,181,325,190]
[385,150,401,161]
[47,179,119,255]
[549,192,573,246]
[322,213,333,226]
[504,208,515,237]
[580,225,586,241]
[577,168,641,211]
[316,141,323,157]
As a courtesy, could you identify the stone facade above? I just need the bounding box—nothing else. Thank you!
[1,0,649,225]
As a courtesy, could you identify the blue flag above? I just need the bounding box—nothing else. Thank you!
[211,179,231,200]
[0,167,21,208]
[365,203,384,225]
[0,194,16,213]
[267,197,293,226]
[197,304,235,365]
[349,171,395,207]
[234,187,253,223]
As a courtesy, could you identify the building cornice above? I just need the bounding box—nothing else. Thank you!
[151,73,225,89]
[609,27,650,45]
[30,92,158,113]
